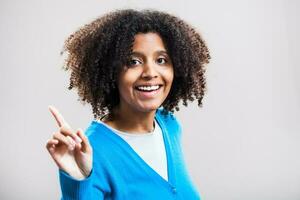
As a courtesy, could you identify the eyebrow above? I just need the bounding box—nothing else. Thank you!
[130,50,169,57]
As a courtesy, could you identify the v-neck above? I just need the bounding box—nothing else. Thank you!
[91,113,176,190]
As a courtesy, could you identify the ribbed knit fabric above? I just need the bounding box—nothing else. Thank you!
[59,109,201,200]
[98,118,169,181]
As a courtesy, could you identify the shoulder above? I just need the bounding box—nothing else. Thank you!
[84,120,103,138]
[155,108,182,137]
[82,121,114,150]
[156,108,180,123]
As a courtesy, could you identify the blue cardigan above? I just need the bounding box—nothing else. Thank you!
[59,109,201,200]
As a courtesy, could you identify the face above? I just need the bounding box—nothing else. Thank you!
[117,32,174,114]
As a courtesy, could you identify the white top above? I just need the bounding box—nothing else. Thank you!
[97,119,168,181]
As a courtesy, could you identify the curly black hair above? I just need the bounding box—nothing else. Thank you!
[61,9,210,119]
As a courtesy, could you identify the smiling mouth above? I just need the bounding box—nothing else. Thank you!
[135,85,163,92]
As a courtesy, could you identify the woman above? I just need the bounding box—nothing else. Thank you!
[46,9,210,200]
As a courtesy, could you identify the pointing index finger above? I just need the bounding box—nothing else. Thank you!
[48,105,70,128]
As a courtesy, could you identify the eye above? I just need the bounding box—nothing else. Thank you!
[157,57,168,65]
[127,58,142,67]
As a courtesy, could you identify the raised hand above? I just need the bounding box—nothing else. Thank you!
[46,105,93,180]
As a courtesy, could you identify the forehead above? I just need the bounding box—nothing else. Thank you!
[131,32,166,52]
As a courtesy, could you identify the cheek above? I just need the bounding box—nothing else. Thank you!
[164,68,174,85]
[118,70,139,93]
[118,79,132,96]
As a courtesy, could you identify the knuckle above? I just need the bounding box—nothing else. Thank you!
[60,126,74,136]
[52,132,60,139]
[59,126,66,133]
[66,136,75,145]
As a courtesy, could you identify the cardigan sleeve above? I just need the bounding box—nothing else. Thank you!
[59,169,104,200]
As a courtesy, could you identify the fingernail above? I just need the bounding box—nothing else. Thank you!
[75,136,82,143]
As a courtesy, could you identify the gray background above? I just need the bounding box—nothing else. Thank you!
[0,0,299,199]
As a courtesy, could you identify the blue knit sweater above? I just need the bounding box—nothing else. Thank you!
[59,109,201,199]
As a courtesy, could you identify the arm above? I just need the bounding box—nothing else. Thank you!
[46,106,101,199]
[59,169,104,200]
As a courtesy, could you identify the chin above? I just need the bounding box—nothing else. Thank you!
[136,103,161,113]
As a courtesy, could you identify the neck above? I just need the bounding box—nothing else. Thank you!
[105,105,156,134]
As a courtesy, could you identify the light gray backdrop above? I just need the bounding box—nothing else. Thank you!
[0,0,299,199]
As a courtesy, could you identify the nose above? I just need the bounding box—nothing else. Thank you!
[141,63,158,79]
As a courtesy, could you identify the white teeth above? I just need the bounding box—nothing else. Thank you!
[137,85,160,91]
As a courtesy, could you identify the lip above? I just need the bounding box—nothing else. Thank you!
[134,83,163,88]
[134,85,163,99]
